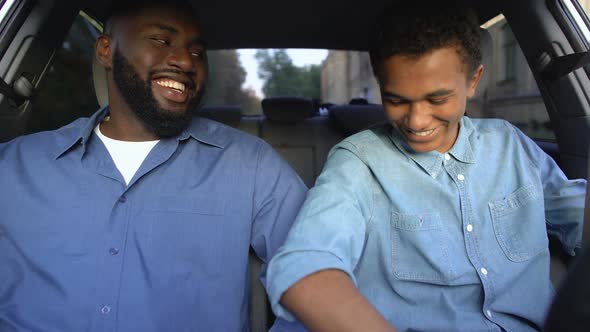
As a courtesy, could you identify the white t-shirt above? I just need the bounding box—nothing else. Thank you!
[94,124,159,185]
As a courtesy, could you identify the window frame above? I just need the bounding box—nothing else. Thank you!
[502,23,517,82]
[0,0,32,59]
[561,0,590,48]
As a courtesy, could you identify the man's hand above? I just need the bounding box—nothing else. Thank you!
[280,269,397,332]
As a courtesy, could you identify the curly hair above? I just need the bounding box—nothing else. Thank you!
[369,5,481,77]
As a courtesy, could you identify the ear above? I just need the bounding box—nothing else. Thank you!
[95,34,113,69]
[467,64,484,98]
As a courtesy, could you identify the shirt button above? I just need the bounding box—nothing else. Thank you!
[109,247,119,256]
[486,310,492,318]
[118,196,127,203]
[100,305,111,315]
[480,267,488,275]
[457,174,465,181]
[466,224,473,232]
[444,153,451,161]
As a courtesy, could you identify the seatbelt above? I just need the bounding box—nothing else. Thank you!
[0,75,33,106]
[539,50,590,80]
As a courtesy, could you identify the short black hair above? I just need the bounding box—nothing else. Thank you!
[369,5,481,77]
[103,0,195,34]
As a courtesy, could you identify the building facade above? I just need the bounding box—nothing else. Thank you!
[320,51,380,105]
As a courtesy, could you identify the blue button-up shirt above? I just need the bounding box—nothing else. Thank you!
[267,117,586,331]
[0,108,307,331]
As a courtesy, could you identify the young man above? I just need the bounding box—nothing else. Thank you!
[0,0,306,331]
[267,5,586,332]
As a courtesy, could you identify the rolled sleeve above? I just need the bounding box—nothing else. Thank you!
[542,155,586,254]
[512,124,587,255]
[267,250,353,321]
[266,142,374,321]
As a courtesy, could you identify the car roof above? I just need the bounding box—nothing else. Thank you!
[84,0,501,50]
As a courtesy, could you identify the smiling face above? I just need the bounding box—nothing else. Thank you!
[98,5,207,138]
[377,46,482,153]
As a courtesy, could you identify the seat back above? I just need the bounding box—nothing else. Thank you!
[249,248,273,332]
[260,97,343,187]
[328,103,387,137]
[197,105,242,128]
[93,56,108,108]
[466,28,494,117]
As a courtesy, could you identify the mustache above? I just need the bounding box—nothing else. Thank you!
[148,68,197,90]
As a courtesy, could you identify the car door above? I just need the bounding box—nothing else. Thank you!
[0,0,92,142]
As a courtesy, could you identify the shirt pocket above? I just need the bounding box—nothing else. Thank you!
[390,211,457,283]
[489,183,548,262]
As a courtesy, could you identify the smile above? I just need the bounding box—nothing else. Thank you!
[406,127,435,137]
[154,78,186,93]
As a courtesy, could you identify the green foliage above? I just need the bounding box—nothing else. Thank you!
[206,50,261,115]
[255,49,321,98]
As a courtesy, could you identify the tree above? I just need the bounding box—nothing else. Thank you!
[255,49,321,99]
[206,50,261,115]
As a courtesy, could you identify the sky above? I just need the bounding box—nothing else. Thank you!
[238,49,328,98]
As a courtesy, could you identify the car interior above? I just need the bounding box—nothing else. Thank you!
[1,0,589,331]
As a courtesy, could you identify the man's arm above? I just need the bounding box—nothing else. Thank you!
[281,269,397,332]
[266,141,397,330]
[513,125,586,254]
[250,141,308,264]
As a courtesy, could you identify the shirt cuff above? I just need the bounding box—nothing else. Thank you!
[267,250,354,321]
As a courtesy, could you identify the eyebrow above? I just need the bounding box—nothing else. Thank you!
[151,23,178,34]
[381,89,455,101]
[146,23,206,47]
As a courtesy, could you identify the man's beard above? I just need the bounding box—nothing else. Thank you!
[112,47,203,138]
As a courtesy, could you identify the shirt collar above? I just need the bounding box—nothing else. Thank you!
[179,116,228,149]
[448,116,475,164]
[388,116,476,177]
[54,107,110,159]
[55,108,226,160]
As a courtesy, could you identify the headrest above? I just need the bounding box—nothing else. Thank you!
[197,105,242,127]
[475,27,493,98]
[261,97,314,124]
[93,56,109,108]
[329,104,387,136]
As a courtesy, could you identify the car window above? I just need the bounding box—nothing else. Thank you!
[213,35,556,142]
[562,0,590,45]
[321,50,380,105]
[205,49,327,115]
[25,11,100,134]
[204,50,262,115]
[0,0,19,26]
[21,11,570,144]
[471,15,555,141]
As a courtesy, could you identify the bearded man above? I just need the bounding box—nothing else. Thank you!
[0,0,307,331]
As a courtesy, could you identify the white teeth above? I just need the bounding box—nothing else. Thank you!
[410,129,435,136]
[155,79,185,92]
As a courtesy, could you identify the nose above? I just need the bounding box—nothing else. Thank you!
[167,47,195,72]
[405,102,431,130]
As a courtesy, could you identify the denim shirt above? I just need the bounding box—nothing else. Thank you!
[267,117,586,332]
[0,108,307,331]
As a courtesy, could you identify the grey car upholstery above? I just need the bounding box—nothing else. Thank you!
[197,105,242,128]
[93,56,108,109]
[259,97,343,187]
[328,103,387,137]
[262,97,314,124]
[466,27,493,116]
